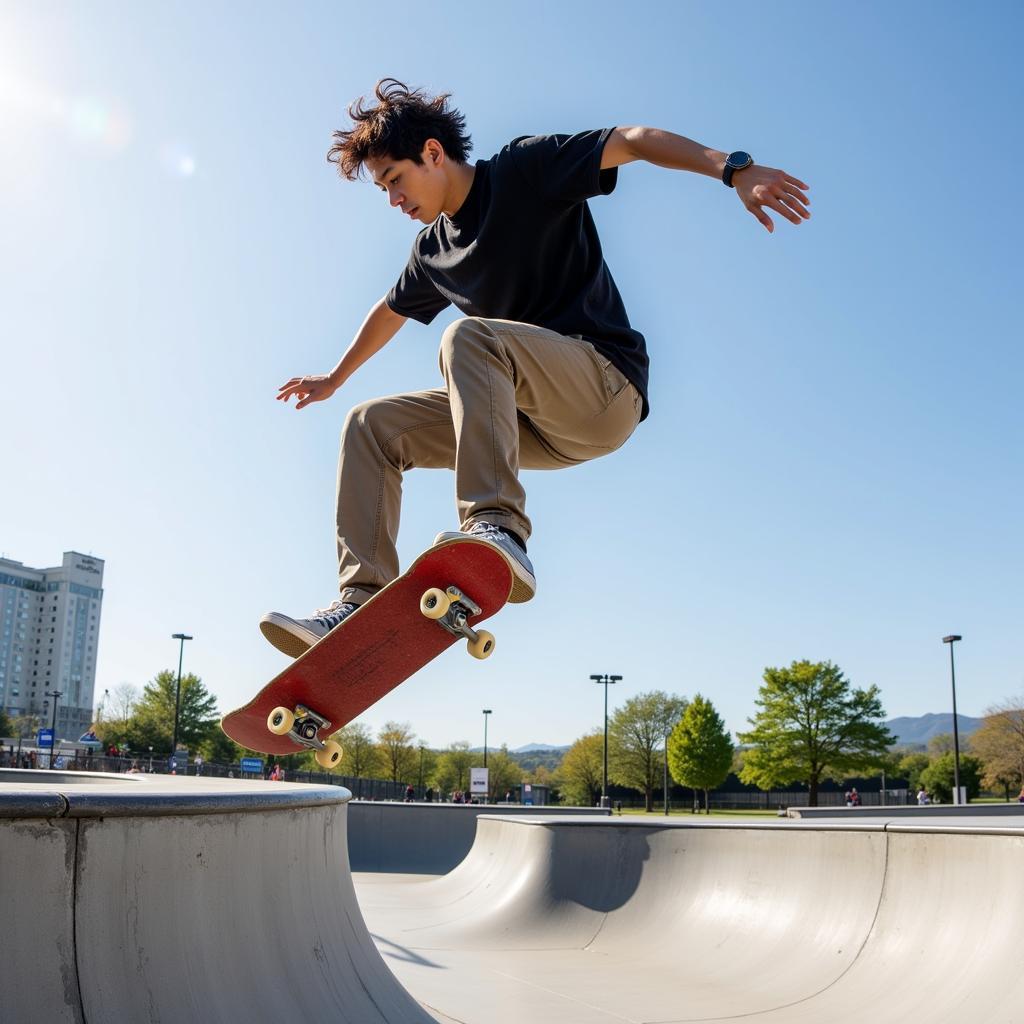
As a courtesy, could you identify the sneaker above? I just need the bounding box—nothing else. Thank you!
[259,599,359,658]
[433,522,536,603]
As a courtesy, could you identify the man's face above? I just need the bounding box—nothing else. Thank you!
[366,142,446,224]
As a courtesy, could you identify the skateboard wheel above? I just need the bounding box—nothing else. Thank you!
[420,587,451,619]
[267,706,295,735]
[467,630,495,660]
[315,739,343,770]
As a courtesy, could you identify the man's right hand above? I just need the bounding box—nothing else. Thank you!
[276,374,341,410]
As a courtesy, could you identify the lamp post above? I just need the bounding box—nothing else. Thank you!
[482,709,492,768]
[45,690,62,769]
[942,635,963,805]
[664,730,670,816]
[591,674,622,808]
[171,633,193,759]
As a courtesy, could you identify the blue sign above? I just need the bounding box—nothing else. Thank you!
[240,757,264,774]
[38,729,54,748]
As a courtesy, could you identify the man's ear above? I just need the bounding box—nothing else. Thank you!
[422,138,445,167]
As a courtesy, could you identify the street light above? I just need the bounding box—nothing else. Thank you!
[171,633,193,760]
[482,709,492,768]
[45,690,62,769]
[664,729,670,816]
[942,635,963,805]
[591,674,622,808]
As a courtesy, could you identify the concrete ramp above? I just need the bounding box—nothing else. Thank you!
[0,770,432,1023]
[356,815,1024,1023]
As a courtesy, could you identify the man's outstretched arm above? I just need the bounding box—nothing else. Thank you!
[601,125,810,234]
[277,297,408,410]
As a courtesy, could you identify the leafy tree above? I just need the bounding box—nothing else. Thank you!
[559,732,604,806]
[668,694,733,813]
[0,707,11,738]
[919,752,982,803]
[199,730,242,765]
[416,744,439,791]
[609,691,689,812]
[738,660,894,806]
[928,733,956,756]
[432,741,474,797]
[896,751,931,792]
[970,701,1024,795]
[376,721,418,783]
[484,746,522,801]
[335,723,381,778]
[13,714,41,747]
[128,670,219,755]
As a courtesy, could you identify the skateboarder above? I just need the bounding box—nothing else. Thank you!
[261,78,809,655]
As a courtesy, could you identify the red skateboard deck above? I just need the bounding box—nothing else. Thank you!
[221,538,514,760]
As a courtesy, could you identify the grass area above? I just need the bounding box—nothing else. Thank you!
[615,807,778,818]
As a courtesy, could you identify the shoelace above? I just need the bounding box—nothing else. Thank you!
[467,522,508,542]
[313,600,357,628]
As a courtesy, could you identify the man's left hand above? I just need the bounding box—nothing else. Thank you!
[734,165,810,233]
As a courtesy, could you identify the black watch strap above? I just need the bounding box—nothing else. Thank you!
[723,151,754,188]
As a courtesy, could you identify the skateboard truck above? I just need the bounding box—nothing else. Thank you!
[419,585,496,659]
[266,704,344,769]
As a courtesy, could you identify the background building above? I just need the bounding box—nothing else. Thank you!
[0,551,104,739]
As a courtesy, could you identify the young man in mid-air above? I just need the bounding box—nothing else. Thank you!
[260,79,809,656]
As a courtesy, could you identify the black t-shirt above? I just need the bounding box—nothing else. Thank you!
[385,128,650,420]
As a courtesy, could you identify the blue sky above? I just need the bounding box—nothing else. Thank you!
[2,1,1021,752]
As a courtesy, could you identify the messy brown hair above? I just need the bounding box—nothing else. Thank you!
[327,78,472,181]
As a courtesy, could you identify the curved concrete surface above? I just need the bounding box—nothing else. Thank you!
[0,769,431,1023]
[348,800,609,873]
[7,767,1022,1024]
[355,814,1024,1023]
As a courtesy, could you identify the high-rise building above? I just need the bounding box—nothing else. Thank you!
[0,551,104,739]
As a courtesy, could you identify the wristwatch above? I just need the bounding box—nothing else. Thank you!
[722,151,754,187]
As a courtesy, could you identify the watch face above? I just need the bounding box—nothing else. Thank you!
[728,151,751,169]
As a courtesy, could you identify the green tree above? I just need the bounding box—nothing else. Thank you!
[335,723,381,778]
[416,744,439,792]
[0,707,12,738]
[919,752,983,803]
[609,691,689,812]
[668,694,734,813]
[483,746,522,801]
[738,660,894,806]
[376,721,418,783]
[12,714,41,750]
[559,732,605,807]
[129,670,219,755]
[896,751,931,792]
[431,741,475,797]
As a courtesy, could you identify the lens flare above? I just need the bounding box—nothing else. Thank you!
[158,142,198,178]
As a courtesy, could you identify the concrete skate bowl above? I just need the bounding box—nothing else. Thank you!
[0,769,433,1023]
[355,814,1024,1023]
[5,769,1023,1024]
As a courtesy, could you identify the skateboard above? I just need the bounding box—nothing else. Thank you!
[220,538,514,767]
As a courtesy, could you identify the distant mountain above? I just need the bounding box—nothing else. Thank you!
[513,743,570,754]
[887,713,984,748]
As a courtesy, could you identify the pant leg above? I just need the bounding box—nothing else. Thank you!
[335,389,456,603]
[438,317,643,541]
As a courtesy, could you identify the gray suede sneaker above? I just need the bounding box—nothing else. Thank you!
[433,522,536,603]
[259,599,359,658]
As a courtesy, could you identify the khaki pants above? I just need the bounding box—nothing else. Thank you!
[336,316,642,603]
